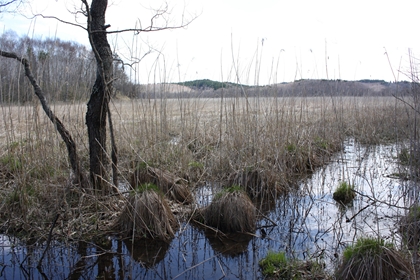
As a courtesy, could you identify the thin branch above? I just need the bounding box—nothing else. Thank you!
[23,13,87,31]
[106,25,190,34]
[392,93,420,115]
[0,0,17,8]
[37,214,60,268]
[106,11,199,35]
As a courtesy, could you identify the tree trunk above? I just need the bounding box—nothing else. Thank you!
[85,0,114,192]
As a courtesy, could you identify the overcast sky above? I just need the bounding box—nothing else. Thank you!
[1,0,419,85]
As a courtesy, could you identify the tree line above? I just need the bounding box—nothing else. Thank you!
[0,30,134,103]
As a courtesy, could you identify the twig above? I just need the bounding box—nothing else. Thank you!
[37,213,60,268]
[256,208,278,226]
[193,220,226,238]
[345,203,373,223]
[173,253,221,279]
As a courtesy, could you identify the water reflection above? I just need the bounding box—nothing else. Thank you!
[205,232,253,257]
[124,238,171,268]
[0,139,410,279]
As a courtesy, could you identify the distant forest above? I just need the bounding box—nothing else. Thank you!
[0,31,413,103]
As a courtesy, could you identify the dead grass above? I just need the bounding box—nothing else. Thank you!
[117,188,178,241]
[130,164,193,204]
[196,188,256,233]
[0,95,414,244]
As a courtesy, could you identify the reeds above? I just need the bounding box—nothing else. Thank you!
[0,95,412,240]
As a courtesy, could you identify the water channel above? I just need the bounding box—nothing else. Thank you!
[0,139,412,279]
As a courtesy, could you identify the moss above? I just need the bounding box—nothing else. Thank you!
[259,251,288,276]
[259,251,328,279]
[333,182,356,204]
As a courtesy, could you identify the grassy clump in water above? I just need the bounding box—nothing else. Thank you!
[259,251,327,279]
[119,183,178,241]
[198,185,256,233]
[333,182,356,205]
[342,238,393,261]
[337,237,413,280]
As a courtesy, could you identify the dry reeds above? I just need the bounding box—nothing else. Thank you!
[117,185,178,241]
[0,95,414,247]
[399,205,420,249]
[228,169,281,199]
[131,164,193,204]
[197,187,256,233]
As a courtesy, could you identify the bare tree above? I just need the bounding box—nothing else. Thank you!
[0,0,24,13]
[0,0,195,193]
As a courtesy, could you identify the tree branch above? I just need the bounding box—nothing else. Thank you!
[23,13,87,31]
[0,50,89,187]
[0,0,18,8]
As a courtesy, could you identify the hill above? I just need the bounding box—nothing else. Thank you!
[175,79,249,91]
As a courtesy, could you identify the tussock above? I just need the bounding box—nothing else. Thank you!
[336,238,413,280]
[197,189,256,233]
[117,189,178,241]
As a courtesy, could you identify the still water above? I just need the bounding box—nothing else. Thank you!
[0,139,410,279]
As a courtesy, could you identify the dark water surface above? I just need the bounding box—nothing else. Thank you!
[0,139,409,279]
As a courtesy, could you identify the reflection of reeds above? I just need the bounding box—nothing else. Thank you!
[124,238,170,268]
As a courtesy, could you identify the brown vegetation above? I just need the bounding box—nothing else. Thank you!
[130,164,193,204]
[0,95,414,247]
[195,187,256,233]
[336,237,414,280]
[117,187,178,241]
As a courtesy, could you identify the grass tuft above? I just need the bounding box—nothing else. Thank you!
[336,237,413,280]
[259,251,328,279]
[333,182,356,205]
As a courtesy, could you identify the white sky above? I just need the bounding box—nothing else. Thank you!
[1,0,419,85]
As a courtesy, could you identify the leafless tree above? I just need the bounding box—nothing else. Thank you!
[0,0,195,192]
